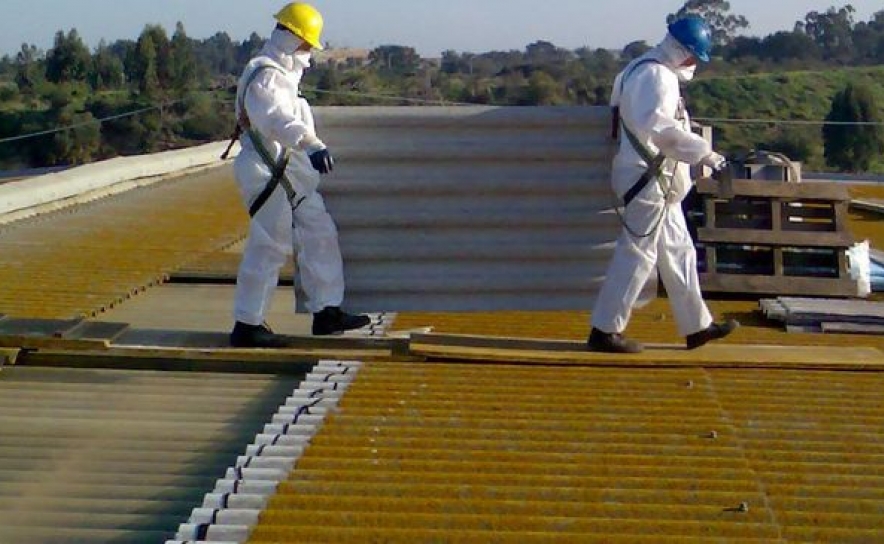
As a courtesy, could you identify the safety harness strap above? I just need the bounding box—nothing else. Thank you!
[614,58,668,207]
[620,122,667,207]
[234,63,303,217]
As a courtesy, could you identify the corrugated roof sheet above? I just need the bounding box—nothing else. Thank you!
[246,361,884,543]
[0,365,300,543]
[1,163,883,543]
[0,169,246,319]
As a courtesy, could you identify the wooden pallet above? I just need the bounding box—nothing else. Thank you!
[692,177,858,297]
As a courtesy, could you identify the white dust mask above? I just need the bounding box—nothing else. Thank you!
[677,64,697,83]
[293,50,312,69]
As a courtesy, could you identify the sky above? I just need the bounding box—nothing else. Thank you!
[1,0,882,58]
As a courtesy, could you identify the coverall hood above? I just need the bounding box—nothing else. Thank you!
[265,27,311,74]
[656,34,698,82]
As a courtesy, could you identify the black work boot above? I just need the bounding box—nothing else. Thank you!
[587,328,644,354]
[686,319,740,350]
[230,322,293,349]
[312,307,371,336]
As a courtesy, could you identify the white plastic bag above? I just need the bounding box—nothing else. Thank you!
[847,240,871,298]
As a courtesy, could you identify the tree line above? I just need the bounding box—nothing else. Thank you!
[0,1,882,172]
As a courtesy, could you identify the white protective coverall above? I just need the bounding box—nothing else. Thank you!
[591,35,714,337]
[233,28,344,325]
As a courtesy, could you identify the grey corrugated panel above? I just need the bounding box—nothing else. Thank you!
[0,482,210,502]
[320,163,613,195]
[317,105,611,127]
[0,365,301,543]
[303,106,636,313]
[0,468,217,489]
[0,527,172,544]
[0,496,197,515]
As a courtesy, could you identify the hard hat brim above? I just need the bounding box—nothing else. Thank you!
[277,22,324,50]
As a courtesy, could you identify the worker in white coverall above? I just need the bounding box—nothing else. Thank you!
[588,15,739,353]
[230,3,370,348]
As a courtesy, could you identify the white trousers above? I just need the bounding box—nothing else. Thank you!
[233,154,344,325]
[591,194,712,337]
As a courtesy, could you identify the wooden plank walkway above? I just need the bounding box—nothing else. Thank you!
[5,320,882,372]
[407,333,884,370]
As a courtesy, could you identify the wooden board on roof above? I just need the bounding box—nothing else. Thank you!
[408,333,884,370]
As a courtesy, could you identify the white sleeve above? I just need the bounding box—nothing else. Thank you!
[243,70,313,150]
[609,71,625,107]
[624,65,712,165]
[296,97,326,152]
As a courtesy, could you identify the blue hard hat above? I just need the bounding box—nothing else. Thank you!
[668,15,712,62]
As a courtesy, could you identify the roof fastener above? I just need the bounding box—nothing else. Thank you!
[724,501,750,513]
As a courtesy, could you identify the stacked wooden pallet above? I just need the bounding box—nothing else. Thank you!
[692,177,858,297]
[760,297,884,334]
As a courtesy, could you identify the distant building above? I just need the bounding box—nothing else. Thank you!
[316,47,370,67]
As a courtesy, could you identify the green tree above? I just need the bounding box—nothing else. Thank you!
[237,32,265,67]
[14,44,45,92]
[368,45,420,74]
[760,31,821,62]
[169,22,197,92]
[310,64,341,105]
[0,55,14,77]
[91,41,125,90]
[437,73,468,103]
[49,110,101,165]
[140,25,172,88]
[195,32,238,75]
[851,11,884,63]
[525,41,572,65]
[823,83,884,172]
[797,5,856,62]
[668,0,750,47]
[440,50,463,74]
[622,41,651,60]
[180,93,228,140]
[760,128,820,166]
[133,32,160,96]
[41,83,75,111]
[524,71,564,105]
[45,29,91,83]
[0,84,15,103]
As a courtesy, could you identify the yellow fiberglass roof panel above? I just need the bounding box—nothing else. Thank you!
[247,360,884,543]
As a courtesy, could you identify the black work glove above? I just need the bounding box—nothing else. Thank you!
[711,161,730,177]
[309,149,334,174]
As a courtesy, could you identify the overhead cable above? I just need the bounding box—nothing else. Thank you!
[306,87,475,107]
[4,90,882,148]
[0,103,179,145]
[694,117,884,127]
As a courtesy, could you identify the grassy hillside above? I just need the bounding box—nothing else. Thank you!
[687,66,884,173]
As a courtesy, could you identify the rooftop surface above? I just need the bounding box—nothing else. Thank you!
[1,165,883,543]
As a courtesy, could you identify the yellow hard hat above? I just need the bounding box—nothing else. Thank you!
[275,3,324,50]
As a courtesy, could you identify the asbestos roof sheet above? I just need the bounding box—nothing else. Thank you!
[247,361,884,543]
[0,366,300,543]
[1,166,883,543]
